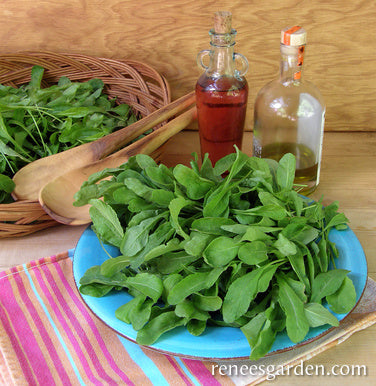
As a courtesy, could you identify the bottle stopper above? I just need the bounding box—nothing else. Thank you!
[281,26,307,46]
[214,11,232,34]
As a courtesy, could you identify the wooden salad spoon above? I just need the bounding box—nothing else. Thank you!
[12,91,195,201]
[39,106,197,225]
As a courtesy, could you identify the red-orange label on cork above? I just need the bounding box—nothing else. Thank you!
[281,26,306,46]
[283,26,302,44]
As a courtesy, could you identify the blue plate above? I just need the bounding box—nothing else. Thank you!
[73,226,368,360]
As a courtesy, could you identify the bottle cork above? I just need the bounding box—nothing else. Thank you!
[213,11,232,34]
[281,26,307,46]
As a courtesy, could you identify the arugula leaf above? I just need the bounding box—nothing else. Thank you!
[276,153,296,191]
[120,215,163,256]
[311,269,349,303]
[274,233,297,256]
[238,241,268,265]
[187,319,207,336]
[175,300,210,321]
[100,255,131,277]
[191,217,236,236]
[89,199,124,248]
[167,268,224,305]
[169,196,195,239]
[222,265,275,323]
[136,311,185,345]
[326,276,356,314]
[173,163,214,199]
[304,303,339,327]
[115,295,154,330]
[126,273,163,303]
[277,274,309,343]
[191,293,222,312]
[203,236,239,267]
[156,251,200,275]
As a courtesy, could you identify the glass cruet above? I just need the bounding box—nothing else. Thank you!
[195,11,249,165]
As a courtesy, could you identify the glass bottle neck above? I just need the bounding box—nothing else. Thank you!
[279,44,306,84]
[206,29,236,77]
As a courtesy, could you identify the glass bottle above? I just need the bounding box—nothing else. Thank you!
[196,11,249,166]
[253,26,325,194]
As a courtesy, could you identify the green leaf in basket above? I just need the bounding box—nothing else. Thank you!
[0,174,15,193]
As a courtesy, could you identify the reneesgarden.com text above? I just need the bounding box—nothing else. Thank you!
[212,360,367,381]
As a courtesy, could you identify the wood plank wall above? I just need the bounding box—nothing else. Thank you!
[0,0,374,132]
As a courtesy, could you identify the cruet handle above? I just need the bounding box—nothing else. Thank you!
[234,52,249,77]
[197,49,211,70]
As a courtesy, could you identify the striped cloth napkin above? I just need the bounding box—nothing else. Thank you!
[1,251,375,385]
[0,251,235,386]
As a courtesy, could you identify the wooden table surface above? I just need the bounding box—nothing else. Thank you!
[1,130,375,385]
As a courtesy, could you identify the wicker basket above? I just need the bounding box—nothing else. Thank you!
[0,51,171,238]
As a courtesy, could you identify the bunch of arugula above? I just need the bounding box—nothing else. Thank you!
[0,65,137,203]
[75,148,356,360]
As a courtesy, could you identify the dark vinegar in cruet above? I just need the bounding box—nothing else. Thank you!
[196,76,248,165]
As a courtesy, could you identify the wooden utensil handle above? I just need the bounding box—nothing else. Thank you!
[62,107,197,178]
[92,91,195,159]
[120,106,197,159]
